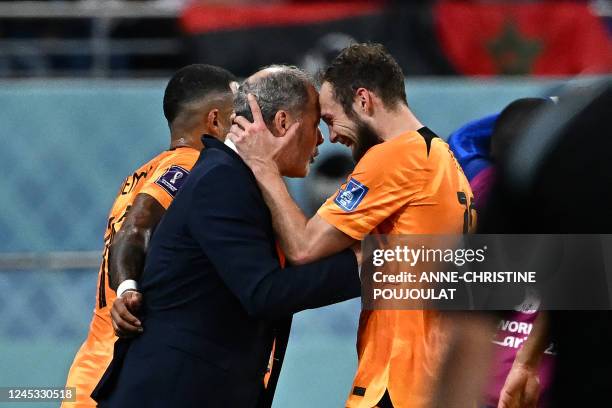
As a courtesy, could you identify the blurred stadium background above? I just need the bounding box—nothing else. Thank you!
[0,1,610,407]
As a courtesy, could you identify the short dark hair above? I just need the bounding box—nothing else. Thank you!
[234,65,313,127]
[163,64,236,124]
[321,43,407,115]
[492,97,553,161]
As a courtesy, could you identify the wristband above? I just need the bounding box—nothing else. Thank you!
[117,279,139,297]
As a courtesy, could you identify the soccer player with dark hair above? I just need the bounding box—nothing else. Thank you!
[62,64,237,408]
[317,42,408,162]
[229,43,475,408]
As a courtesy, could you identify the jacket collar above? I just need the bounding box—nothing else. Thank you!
[201,135,242,162]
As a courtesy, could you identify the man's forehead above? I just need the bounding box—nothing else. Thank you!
[318,83,337,113]
[319,81,333,94]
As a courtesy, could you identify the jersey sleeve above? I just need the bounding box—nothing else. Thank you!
[317,145,424,240]
[139,151,199,209]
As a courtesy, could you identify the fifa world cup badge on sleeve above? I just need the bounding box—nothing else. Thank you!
[155,165,190,197]
[334,177,369,212]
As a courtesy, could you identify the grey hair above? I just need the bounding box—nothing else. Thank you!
[234,65,313,126]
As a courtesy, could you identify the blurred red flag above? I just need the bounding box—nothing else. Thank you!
[435,1,612,75]
[181,1,384,33]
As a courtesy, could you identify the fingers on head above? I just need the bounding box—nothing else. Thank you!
[247,93,263,121]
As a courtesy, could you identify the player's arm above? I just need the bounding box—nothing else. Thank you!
[229,94,355,264]
[190,164,360,319]
[497,311,549,408]
[230,96,412,265]
[108,193,165,290]
[110,161,192,336]
[108,193,164,337]
[253,165,355,265]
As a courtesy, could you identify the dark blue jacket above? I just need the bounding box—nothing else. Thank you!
[92,136,360,408]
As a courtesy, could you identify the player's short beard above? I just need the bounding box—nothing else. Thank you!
[352,116,383,162]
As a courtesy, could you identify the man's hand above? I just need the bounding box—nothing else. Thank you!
[111,291,143,338]
[228,93,300,174]
[497,362,540,408]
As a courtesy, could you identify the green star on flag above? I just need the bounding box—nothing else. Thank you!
[487,21,543,75]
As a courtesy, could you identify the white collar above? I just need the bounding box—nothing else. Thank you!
[224,138,238,153]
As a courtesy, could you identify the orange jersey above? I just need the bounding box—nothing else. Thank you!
[62,147,199,408]
[318,128,475,408]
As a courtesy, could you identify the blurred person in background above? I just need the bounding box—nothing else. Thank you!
[229,43,475,408]
[448,98,554,212]
[447,98,556,408]
[481,80,612,408]
[436,81,612,408]
[62,64,237,408]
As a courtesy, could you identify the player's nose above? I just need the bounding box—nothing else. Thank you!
[329,129,339,144]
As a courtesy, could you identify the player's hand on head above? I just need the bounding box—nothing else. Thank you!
[111,291,144,338]
[228,93,299,174]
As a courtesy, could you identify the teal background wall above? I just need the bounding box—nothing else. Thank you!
[0,78,565,407]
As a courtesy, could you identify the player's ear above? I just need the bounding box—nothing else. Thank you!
[354,88,373,116]
[273,110,288,137]
[207,108,220,131]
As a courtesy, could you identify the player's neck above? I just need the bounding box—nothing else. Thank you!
[169,131,204,150]
[375,105,423,142]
